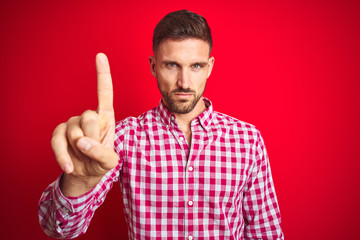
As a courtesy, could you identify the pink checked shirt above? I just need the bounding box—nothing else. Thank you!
[39,98,283,239]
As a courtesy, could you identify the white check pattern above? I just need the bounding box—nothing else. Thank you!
[39,98,283,239]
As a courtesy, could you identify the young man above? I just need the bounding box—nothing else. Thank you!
[39,10,284,239]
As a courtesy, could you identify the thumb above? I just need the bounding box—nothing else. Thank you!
[76,137,119,170]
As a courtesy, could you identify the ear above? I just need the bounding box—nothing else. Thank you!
[149,56,157,78]
[206,56,215,79]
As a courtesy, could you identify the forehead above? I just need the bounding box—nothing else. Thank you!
[156,38,210,61]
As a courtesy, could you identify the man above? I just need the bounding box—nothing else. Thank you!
[39,10,284,239]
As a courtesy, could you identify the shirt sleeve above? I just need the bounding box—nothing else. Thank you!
[38,162,122,239]
[38,120,128,239]
[242,130,284,239]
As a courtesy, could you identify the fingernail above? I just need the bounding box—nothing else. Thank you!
[78,138,91,151]
[64,164,72,174]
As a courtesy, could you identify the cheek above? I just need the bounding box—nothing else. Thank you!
[192,73,208,90]
[157,70,177,89]
[156,76,172,93]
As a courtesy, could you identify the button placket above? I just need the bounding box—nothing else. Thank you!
[185,130,199,240]
[184,120,205,240]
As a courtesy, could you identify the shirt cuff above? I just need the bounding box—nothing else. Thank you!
[52,164,121,217]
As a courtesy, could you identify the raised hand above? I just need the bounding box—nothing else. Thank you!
[51,53,118,196]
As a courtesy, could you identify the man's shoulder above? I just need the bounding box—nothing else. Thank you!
[115,107,159,130]
[212,111,259,136]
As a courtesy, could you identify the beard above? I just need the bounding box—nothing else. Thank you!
[159,86,205,114]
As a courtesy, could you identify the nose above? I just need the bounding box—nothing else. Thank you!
[177,68,190,89]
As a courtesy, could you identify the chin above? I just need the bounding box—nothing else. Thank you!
[171,99,198,114]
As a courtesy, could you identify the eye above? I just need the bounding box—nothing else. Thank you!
[166,62,178,68]
[191,63,203,71]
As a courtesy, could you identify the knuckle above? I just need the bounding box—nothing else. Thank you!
[53,123,66,136]
[66,118,83,141]
[67,127,82,141]
[81,110,99,127]
[81,110,98,120]
[51,134,63,148]
[67,116,79,124]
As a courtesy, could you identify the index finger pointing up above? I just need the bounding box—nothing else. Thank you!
[96,53,114,112]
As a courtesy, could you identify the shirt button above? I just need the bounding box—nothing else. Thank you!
[171,115,175,121]
[180,137,184,141]
[188,200,193,206]
[188,166,194,172]
[62,206,69,213]
[188,236,193,240]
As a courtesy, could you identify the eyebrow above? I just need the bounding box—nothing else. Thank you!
[192,61,209,66]
[162,60,208,66]
[162,60,178,65]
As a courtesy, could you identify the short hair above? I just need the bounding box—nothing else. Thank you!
[153,10,213,54]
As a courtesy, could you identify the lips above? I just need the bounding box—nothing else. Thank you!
[174,93,193,99]
[175,92,192,96]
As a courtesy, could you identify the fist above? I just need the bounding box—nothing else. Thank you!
[51,53,118,179]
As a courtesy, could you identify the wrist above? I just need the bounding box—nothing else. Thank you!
[59,173,103,197]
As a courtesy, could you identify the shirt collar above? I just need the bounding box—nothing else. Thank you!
[156,97,214,131]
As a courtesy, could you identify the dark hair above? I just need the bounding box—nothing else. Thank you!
[153,10,213,54]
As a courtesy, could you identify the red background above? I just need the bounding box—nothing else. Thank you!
[1,0,359,239]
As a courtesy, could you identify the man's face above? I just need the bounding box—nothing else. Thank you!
[150,38,215,114]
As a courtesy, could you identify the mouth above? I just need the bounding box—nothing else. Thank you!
[173,92,194,99]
